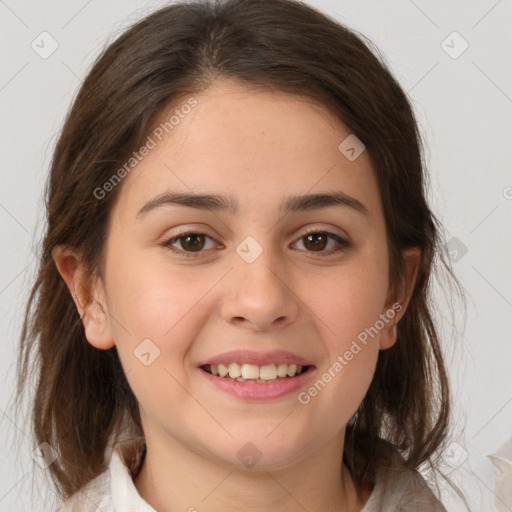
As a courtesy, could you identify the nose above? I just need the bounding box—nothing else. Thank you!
[220,247,299,333]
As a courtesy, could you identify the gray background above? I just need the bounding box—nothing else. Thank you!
[1,0,511,510]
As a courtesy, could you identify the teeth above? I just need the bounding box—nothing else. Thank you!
[241,364,260,379]
[277,363,288,378]
[218,363,228,377]
[259,364,277,380]
[205,362,307,381]
[228,363,242,379]
[287,364,297,377]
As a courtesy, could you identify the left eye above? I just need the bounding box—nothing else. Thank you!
[291,230,351,255]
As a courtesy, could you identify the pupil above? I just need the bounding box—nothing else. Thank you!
[183,234,204,251]
[306,233,326,251]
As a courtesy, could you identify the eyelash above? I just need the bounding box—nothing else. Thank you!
[161,228,352,258]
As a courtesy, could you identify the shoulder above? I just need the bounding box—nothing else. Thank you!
[54,464,113,512]
[362,465,447,512]
[54,444,153,512]
[54,477,112,512]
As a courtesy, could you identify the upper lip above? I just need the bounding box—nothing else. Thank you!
[198,349,314,367]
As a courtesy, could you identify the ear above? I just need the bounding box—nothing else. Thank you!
[52,246,115,350]
[379,247,421,350]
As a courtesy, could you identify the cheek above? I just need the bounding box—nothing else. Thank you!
[103,249,214,363]
[306,257,389,347]
[301,251,388,402]
[104,263,217,424]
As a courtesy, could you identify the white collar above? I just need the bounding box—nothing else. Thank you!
[108,446,156,511]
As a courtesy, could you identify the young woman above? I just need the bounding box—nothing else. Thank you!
[17,0,466,510]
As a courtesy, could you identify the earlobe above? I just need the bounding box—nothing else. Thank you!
[378,318,398,351]
[52,246,115,350]
[80,300,116,350]
[379,246,421,351]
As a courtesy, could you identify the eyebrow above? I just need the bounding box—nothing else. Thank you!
[136,191,370,218]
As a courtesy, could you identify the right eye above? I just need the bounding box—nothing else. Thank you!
[162,232,221,257]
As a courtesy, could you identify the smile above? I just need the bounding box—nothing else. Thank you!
[199,363,315,401]
[201,362,309,383]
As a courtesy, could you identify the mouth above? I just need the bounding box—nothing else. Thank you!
[200,362,312,383]
[197,349,316,400]
[199,362,315,401]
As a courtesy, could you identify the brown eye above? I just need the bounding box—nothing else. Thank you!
[303,232,328,251]
[179,233,206,251]
[163,232,219,256]
[292,230,351,256]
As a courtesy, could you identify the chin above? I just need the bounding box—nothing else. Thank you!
[207,432,314,473]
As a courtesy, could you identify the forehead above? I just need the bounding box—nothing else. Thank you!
[112,79,382,224]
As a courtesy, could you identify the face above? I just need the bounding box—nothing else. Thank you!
[62,79,415,471]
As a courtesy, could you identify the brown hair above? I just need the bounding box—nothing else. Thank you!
[16,0,466,504]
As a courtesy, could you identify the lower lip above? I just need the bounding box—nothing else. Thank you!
[199,366,315,401]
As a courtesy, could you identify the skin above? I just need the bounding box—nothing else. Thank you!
[54,79,420,512]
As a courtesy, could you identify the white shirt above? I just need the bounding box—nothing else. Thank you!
[55,445,447,511]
